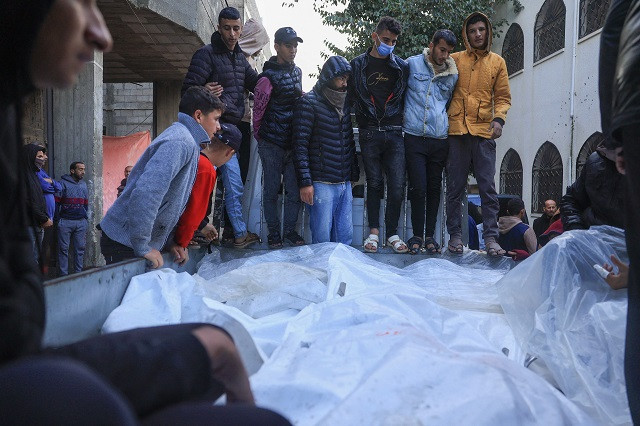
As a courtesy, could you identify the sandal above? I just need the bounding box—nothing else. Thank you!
[284,230,305,246]
[267,232,283,249]
[387,235,409,254]
[424,237,441,255]
[234,231,260,249]
[485,238,506,257]
[447,235,464,254]
[406,236,423,255]
[363,233,379,253]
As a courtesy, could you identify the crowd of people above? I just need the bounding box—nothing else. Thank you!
[1,0,638,423]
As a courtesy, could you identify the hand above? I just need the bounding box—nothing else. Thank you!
[300,185,314,206]
[615,147,625,175]
[43,177,53,183]
[191,326,255,405]
[205,82,224,97]
[42,218,53,228]
[201,223,218,241]
[490,120,503,139]
[603,255,629,290]
[143,249,164,269]
[168,243,189,266]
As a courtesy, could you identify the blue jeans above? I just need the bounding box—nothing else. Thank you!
[359,128,406,238]
[218,154,247,238]
[58,218,88,275]
[309,182,353,244]
[258,141,301,236]
[27,226,44,265]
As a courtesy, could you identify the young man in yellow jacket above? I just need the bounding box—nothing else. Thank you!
[445,12,511,256]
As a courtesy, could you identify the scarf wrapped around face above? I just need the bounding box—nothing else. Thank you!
[322,86,347,118]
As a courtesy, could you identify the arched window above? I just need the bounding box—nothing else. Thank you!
[500,149,523,197]
[576,131,604,176]
[534,0,566,62]
[502,24,524,75]
[579,0,611,38]
[532,141,563,213]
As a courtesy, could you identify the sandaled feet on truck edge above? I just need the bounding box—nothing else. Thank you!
[284,230,305,246]
[406,236,423,255]
[387,235,409,254]
[485,238,506,257]
[363,233,379,253]
[424,237,441,255]
[234,231,260,249]
[447,235,463,254]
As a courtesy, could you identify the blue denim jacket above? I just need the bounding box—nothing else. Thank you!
[403,49,458,139]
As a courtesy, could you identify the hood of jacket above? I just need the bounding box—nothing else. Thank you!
[314,55,352,94]
[461,11,494,55]
[238,18,270,57]
[423,48,458,78]
[263,56,296,72]
[0,0,54,102]
[61,174,82,185]
[498,215,523,234]
[23,143,46,174]
[210,31,244,55]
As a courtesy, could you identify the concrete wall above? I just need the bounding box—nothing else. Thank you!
[153,81,182,136]
[104,83,154,136]
[492,0,603,214]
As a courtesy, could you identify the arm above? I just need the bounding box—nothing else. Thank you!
[244,58,260,93]
[492,57,511,126]
[174,165,215,248]
[182,47,215,96]
[252,77,273,139]
[524,227,537,254]
[599,0,632,147]
[127,142,194,256]
[293,96,315,188]
[560,168,590,231]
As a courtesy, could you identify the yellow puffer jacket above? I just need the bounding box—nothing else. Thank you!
[448,12,511,139]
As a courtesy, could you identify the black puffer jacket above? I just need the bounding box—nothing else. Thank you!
[0,1,49,365]
[258,57,303,149]
[23,143,49,227]
[348,48,408,128]
[181,32,259,125]
[293,56,359,188]
[599,0,640,147]
[560,151,625,230]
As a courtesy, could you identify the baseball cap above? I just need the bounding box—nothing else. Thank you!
[215,123,242,152]
[274,27,303,44]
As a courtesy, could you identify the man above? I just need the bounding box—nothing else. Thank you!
[0,2,289,424]
[116,165,132,197]
[445,12,511,256]
[403,29,459,255]
[100,86,223,268]
[182,6,260,249]
[497,198,537,261]
[57,161,89,276]
[253,27,305,248]
[560,147,625,231]
[293,56,359,244]
[170,123,241,265]
[22,143,53,264]
[600,3,640,418]
[348,17,409,253]
[532,199,557,238]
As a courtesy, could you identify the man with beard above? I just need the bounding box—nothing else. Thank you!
[293,56,359,244]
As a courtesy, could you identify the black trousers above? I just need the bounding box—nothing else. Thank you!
[404,134,449,239]
[622,125,640,424]
[0,324,291,425]
[238,121,252,185]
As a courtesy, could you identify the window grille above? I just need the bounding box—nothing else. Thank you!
[579,0,611,38]
[502,24,524,75]
[534,0,566,62]
[576,131,604,176]
[500,148,523,197]
[532,141,564,213]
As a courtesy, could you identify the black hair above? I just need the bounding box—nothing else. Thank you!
[507,198,525,216]
[70,161,84,171]
[218,7,241,23]
[432,29,457,47]
[467,13,489,29]
[376,16,402,35]
[179,86,225,116]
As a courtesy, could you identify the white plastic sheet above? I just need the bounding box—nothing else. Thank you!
[103,243,595,425]
[498,226,630,425]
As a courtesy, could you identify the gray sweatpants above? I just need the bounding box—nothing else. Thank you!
[446,134,499,241]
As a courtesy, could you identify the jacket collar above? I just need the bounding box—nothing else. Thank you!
[263,56,295,71]
[422,48,458,78]
[178,112,211,145]
[210,31,244,55]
